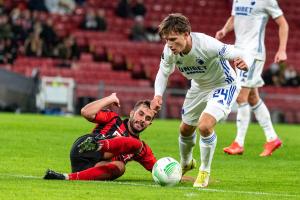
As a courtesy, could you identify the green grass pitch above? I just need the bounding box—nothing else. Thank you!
[0,113,299,200]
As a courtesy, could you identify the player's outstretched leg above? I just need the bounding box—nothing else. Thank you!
[68,162,125,180]
[43,169,67,180]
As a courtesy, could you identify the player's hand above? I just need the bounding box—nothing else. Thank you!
[274,50,287,63]
[78,137,99,153]
[150,96,163,112]
[215,29,226,40]
[234,57,248,71]
[110,93,120,107]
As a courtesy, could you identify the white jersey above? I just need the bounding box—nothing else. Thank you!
[232,0,283,60]
[156,32,251,96]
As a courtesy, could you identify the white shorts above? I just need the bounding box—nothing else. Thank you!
[181,83,240,126]
[236,59,265,88]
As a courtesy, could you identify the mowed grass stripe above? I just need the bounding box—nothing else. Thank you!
[1,113,300,200]
[0,173,299,198]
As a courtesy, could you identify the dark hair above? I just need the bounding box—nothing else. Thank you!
[133,99,156,119]
[133,99,151,111]
[158,13,191,37]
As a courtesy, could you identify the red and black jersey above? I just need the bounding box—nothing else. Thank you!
[92,109,156,171]
[92,109,130,139]
[112,141,156,171]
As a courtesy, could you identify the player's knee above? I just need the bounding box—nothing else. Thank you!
[248,93,260,106]
[237,88,251,104]
[113,162,126,178]
[179,122,196,137]
[96,162,125,181]
[198,123,212,136]
[198,113,216,136]
[110,164,125,180]
[236,94,248,104]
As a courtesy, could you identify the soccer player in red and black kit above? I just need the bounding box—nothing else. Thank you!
[43,93,157,181]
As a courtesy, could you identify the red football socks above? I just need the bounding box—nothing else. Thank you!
[68,163,121,180]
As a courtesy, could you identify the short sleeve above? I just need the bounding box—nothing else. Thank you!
[202,34,227,58]
[93,110,118,124]
[265,0,283,19]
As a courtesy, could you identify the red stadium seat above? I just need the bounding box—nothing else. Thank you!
[4,0,300,120]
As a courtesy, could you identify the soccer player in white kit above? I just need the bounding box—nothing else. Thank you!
[215,0,289,156]
[150,13,251,187]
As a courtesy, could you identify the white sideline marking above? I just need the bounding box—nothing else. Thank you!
[1,173,298,198]
[108,181,299,197]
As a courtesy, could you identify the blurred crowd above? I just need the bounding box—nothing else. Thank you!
[0,0,80,65]
[263,63,300,87]
[0,0,159,67]
[0,0,299,87]
[115,0,160,42]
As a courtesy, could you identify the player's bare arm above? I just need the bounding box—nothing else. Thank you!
[81,93,120,121]
[274,15,289,63]
[150,95,163,111]
[215,16,234,40]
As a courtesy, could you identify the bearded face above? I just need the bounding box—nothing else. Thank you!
[129,116,147,135]
[128,105,155,135]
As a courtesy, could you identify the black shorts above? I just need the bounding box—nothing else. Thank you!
[70,134,104,173]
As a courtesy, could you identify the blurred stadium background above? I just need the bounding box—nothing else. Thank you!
[0,0,299,123]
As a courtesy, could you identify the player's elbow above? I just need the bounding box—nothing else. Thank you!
[80,108,93,121]
[80,107,87,117]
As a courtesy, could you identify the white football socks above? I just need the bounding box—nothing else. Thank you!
[235,103,250,147]
[179,132,197,166]
[199,132,217,173]
[252,99,278,142]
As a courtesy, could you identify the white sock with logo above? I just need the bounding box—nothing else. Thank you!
[252,99,277,142]
[179,131,197,166]
[235,103,250,146]
[199,132,217,173]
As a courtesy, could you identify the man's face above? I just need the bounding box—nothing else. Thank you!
[129,105,155,134]
[162,31,189,55]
